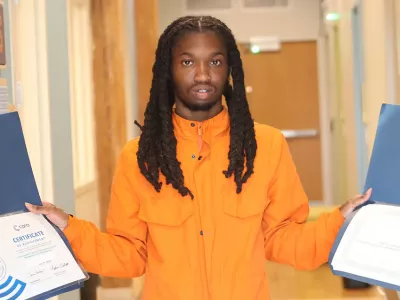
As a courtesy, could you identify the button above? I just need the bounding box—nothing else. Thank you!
[192,154,196,159]
[190,123,195,127]
[200,230,203,235]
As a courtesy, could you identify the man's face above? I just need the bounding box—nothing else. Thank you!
[171,31,229,112]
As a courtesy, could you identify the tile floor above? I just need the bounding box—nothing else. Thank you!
[97,287,132,300]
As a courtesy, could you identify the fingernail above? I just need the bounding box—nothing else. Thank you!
[25,202,33,207]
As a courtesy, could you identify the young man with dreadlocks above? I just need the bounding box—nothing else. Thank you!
[26,16,371,300]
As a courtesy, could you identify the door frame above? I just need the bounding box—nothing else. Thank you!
[351,2,369,193]
[316,35,333,205]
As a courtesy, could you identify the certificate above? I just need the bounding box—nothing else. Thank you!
[0,211,87,300]
[330,204,400,287]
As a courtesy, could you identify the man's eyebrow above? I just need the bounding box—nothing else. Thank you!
[178,51,226,56]
[211,51,225,56]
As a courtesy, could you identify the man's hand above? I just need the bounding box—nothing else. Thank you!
[25,202,69,231]
[339,188,372,218]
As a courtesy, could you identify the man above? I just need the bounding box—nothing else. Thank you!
[26,16,371,299]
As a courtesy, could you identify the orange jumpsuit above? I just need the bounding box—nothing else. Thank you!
[63,107,345,300]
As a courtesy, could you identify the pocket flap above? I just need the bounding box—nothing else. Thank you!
[138,195,193,226]
[223,185,267,218]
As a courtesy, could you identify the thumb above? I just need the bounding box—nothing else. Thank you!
[25,202,54,215]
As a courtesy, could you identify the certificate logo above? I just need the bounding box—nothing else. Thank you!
[0,258,5,281]
[0,275,27,299]
[0,259,27,299]
[13,224,30,231]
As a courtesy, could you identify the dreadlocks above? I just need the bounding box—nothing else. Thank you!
[136,16,257,198]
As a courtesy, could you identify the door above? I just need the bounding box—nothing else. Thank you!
[240,41,323,201]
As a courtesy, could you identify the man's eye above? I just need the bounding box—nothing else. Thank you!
[211,59,221,66]
[182,60,193,66]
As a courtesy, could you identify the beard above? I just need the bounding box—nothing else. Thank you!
[179,98,220,112]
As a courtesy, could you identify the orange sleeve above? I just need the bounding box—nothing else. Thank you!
[62,142,147,278]
[262,133,345,270]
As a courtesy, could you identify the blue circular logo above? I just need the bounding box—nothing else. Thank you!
[0,258,6,282]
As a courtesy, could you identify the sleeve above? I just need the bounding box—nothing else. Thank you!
[262,133,345,270]
[62,143,147,278]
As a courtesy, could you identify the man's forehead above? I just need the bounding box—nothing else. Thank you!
[173,32,226,54]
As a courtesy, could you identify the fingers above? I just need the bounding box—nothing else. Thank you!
[363,187,372,198]
[351,188,372,207]
[25,202,56,215]
[340,188,373,218]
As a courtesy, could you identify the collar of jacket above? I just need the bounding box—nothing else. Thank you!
[172,106,230,140]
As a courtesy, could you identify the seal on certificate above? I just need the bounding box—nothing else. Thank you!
[0,257,6,282]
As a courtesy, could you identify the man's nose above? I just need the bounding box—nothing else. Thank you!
[194,63,211,83]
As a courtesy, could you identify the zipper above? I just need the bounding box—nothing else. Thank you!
[197,123,203,154]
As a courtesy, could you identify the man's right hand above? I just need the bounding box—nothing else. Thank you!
[25,202,69,231]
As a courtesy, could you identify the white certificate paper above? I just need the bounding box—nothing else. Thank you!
[331,204,400,287]
[0,212,87,300]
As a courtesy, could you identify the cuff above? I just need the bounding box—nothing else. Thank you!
[329,207,345,233]
[62,215,81,244]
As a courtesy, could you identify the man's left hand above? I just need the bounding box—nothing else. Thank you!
[339,188,372,218]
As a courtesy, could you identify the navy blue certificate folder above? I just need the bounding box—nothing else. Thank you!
[0,111,84,299]
[328,103,400,290]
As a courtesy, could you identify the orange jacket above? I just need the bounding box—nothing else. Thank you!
[63,107,345,300]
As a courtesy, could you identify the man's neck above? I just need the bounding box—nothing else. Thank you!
[174,102,223,122]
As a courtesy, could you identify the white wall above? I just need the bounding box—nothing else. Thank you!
[362,0,392,159]
[67,0,96,189]
[158,0,321,42]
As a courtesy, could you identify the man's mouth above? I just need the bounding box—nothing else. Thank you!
[192,87,215,100]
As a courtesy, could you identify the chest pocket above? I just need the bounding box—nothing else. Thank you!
[138,189,193,226]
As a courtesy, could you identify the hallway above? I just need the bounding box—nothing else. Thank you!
[3,0,400,299]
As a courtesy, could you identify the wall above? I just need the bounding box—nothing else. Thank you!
[135,0,159,125]
[158,0,320,42]
[1,0,13,102]
[124,0,140,139]
[395,0,400,104]
[323,0,394,199]
[67,0,96,190]
[362,0,391,159]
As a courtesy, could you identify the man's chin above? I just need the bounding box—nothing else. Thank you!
[182,99,219,112]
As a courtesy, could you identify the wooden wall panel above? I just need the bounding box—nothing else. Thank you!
[134,0,159,124]
[90,0,159,290]
[90,0,130,288]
